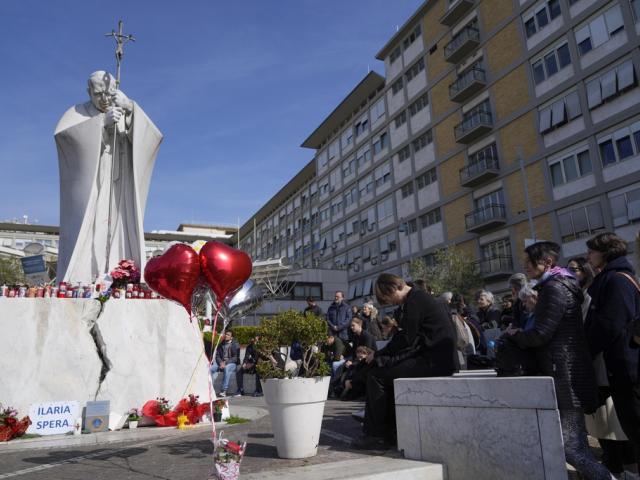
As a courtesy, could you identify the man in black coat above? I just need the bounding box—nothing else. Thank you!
[303,296,323,317]
[235,336,263,397]
[353,274,458,449]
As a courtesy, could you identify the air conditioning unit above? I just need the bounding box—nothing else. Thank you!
[381,253,389,261]
[371,257,378,265]
[332,243,338,250]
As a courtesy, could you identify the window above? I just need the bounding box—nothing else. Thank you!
[409,92,429,116]
[391,77,404,95]
[320,207,330,222]
[598,122,640,167]
[341,127,353,147]
[468,143,498,169]
[403,24,422,50]
[532,42,571,85]
[407,218,418,233]
[412,130,433,152]
[398,145,411,163]
[289,282,322,301]
[632,0,640,23]
[356,147,371,169]
[318,150,328,168]
[610,186,640,227]
[539,91,582,133]
[420,208,441,228]
[558,203,605,242]
[355,116,369,137]
[394,111,407,128]
[379,231,397,254]
[358,174,374,197]
[377,196,395,222]
[328,140,339,160]
[549,148,592,186]
[371,98,386,121]
[330,198,343,216]
[524,0,562,38]
[587,60,637,109]
[416,168,437,189]
[373,132,389,154]
[406,58,425,82]
[342,157,356,177]
[344,185,358,207]
[401,182,414,198]
[575,5,625,56]
[389,46,402,64]
[319,180,329,195]
[374,162,392,187]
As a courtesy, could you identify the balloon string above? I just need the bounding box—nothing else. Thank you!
[207,302,227,450]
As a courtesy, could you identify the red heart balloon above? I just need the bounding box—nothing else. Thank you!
[144,244,201,316]
[199,241,252,306]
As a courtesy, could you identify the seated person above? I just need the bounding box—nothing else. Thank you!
[333,319,378,395]
[340,346,374,400]
[234,335,263,397]
[210,329,240,397]
[320,334,345,381]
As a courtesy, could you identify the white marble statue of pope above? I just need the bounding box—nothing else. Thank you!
[54,71,162,284]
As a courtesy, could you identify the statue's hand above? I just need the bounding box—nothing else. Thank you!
[105,106,124,126]
[111,90,133,113]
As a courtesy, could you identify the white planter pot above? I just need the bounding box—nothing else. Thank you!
[263,376,330,459]
[128,420,138,429]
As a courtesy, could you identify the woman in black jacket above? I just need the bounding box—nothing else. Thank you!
[585,232,640,453]
[506,241,610,479]
[352,273,458,449]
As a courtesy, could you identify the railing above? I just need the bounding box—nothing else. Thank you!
[449,68,486,98]
[465,203,506,230]
[459,154,499,184]
[454,110,493,140]
[444,26,480,59]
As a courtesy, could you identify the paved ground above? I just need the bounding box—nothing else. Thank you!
[0,397,401,480]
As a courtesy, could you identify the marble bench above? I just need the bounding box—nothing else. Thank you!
[395,376,567,480]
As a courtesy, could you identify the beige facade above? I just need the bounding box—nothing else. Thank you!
[240,0,640,299]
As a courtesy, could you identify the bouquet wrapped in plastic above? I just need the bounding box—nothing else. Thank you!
[0,405,31,442]
[209,431,247,480]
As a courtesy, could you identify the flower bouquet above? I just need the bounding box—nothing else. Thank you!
[141,397,177,427]
[210,431,247,480]
[173,394,210,426]
[109,259,141,289]
[0,405,31,442]
[127,408,141,428]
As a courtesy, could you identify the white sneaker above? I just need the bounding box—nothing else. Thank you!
[219,391,227,398]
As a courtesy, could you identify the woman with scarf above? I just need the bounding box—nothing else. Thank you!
[505,241,610,479]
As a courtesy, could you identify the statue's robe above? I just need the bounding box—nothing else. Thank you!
[54,101,162,283]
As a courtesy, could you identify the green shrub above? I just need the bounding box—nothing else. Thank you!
[256,310,330,379]
[202,325,260,347]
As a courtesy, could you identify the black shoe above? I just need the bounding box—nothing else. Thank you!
[252,391,263,397]
[350,434,390,450]
[233,390,243,397]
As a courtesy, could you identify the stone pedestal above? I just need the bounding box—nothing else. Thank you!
[0,298,209,428]
[395,376,567,480]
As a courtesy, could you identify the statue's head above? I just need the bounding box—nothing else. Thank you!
[87,71,116,113]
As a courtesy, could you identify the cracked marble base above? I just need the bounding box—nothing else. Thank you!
[395,377,566,480]
[0,299,209,426]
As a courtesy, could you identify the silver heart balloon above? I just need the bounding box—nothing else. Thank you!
[223,279,264,321]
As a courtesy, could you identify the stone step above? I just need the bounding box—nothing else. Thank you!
[241,456,444,480]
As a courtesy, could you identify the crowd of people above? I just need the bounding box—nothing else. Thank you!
[208,230,640,480]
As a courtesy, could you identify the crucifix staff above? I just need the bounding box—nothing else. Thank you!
[103,20,135,273]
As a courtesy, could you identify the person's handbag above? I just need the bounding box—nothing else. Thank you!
[495,337,539,376]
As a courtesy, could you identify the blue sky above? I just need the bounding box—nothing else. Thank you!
[0,0,423,231]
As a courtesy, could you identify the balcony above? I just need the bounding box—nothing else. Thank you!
[477,255,514,279]
[454,110,493,144]
[440,0,475,26]
[465,204,507,233]
[449,67,486,103]
[459,154,500,188]
[444,25,480,63]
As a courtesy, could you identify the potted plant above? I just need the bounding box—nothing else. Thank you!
[127,408,141,429]
[256,310,331,459]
